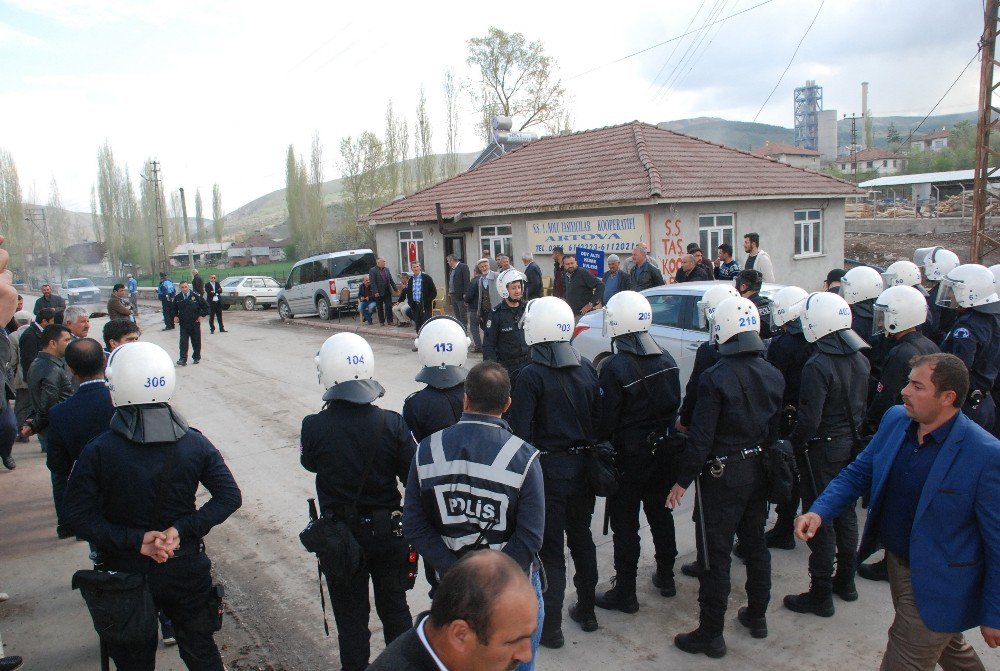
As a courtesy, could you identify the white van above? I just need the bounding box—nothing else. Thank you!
[277,249,376,321]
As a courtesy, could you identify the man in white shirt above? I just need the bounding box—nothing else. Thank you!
[743,232,775,284]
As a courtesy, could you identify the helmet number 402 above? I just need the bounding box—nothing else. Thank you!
[144,376,167,388]
[434,343,454,352]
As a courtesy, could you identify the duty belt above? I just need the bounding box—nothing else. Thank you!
[705,446,763,478]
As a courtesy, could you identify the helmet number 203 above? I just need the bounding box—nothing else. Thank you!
[738,316,758,328]
[144,376,167,388]
[434,343,454,352]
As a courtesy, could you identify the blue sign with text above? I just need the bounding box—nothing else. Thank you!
[576,247,604,276]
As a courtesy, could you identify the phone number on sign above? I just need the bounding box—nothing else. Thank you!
[535,242,635,253]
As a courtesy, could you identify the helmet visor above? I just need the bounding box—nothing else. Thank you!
[696,299,712,329]
[872,303,890,336]
[771,296,805,330]
[881,272,898,288]
[935,280,960,309]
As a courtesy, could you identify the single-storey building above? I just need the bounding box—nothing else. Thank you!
[170,242,233,266]
[750,141,821,171]
[227,235,286,266]
[838,148,908,177]
[363,121,862,293]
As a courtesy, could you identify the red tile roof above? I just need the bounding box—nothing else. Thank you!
[839,148,908,162]
[364,121,861,224]
[918,129,951,141]
[749,141,820,157]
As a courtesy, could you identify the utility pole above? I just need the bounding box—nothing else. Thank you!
[24,208,53,285]
[150,160,168,275]
[844,113,859,183]
[971,0,1000,263]
[179,187,195,273]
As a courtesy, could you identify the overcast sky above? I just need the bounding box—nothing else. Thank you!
[0,0,983,215]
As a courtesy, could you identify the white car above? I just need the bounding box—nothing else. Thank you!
[63,277,102,305]
[571,280,786,387]
[219,275,283,310]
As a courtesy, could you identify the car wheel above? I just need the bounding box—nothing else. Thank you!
[224,304,233,311]
[278,300,293,321]
[317,296,331,320]
[243,296,256,311]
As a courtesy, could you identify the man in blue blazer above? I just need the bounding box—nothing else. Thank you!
[46,337,115,538]
[797,353,1000,669]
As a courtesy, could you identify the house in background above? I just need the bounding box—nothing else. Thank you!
[226,235,286,267]
[750,142,821,170]
[838,148,908,177]
[170,242,233,267]
[910,128,951,152]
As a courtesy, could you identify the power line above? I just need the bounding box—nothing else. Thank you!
[657,0,739,104]
[645,0,707,96]
[752,0,824,122]
[566,0,775,81]
[653,0,728,103]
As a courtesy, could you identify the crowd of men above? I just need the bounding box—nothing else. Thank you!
[2,232,999,671]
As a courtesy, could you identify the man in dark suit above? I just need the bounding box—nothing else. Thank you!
[205,273,227,334]
[46,338,114,538]
[170,281,210,365]
[33,283,66,324]
[405,261,437,332]
[18,308,55,393]
[369,257,398,326]
[797,353,1000,668]
[522,252,543,300]
[191,268,205,297]
[368,550,538,671]
[446,254,471,335]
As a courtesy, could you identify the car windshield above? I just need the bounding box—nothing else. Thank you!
[328,253,375,279]
[221,277,244,287]
[67,279,95,288]
[263,277,281,288]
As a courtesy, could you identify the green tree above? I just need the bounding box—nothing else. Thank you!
[442,70,461,179]
[886,122,901,147]
[285,145,305,252]
[195,188,205,245]
[0,148,25,277]
[212,183,224,243]
[467,27,566,141]
[415,86,435,189]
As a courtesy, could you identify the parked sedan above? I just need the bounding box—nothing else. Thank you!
[219,275,283,310]
[571,280,785,387]
[63,277,102,305]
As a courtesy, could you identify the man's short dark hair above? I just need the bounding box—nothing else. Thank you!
[562,253,577,262]
[826,268,848,285]
[65,338,105,377]
[736,269,763,294]
[428,550,528,643]
[103,319,140,349]
[113,283,125,292]
[36,307,55,324]
[40,324,70,349]
[910,353,969,408]
[465,362,511,415]
[718,243,733,256]
[687,242,701,254]
[744,232,760,246]
[551,246,564,254]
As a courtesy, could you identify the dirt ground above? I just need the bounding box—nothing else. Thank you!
[845,229,1000,269]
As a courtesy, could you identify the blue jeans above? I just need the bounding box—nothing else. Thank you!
[360,300,378,323]
[518,567,544,671]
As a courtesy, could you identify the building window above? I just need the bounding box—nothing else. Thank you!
[480,225,512,261]
[698,213,735,256]
[866,161,873,169]
[398,229,424,273]
[794,209,822,257]
[882,160,888,167]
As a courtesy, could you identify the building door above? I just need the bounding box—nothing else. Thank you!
[444,236,466,294]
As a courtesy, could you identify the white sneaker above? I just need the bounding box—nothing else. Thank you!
[163,636,177,647]
[0,592,9,602]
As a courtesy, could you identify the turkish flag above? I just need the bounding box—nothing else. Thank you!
[408,242,418,263]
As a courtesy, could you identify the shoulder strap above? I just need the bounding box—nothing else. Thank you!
[351,409,387,506]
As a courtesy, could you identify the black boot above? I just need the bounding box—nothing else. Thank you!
[595,577,639,613]
[674,629,727,658]
[783,578,835,617]
[539,621,564,649]
[681,561,703,578]
[833,555,858,602]
[652,565,676,597]
[737,606,768,639]
[857,558,889,582]
[568,599,599,632]
[765,524,796,550]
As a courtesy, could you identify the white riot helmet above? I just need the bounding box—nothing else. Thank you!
[603,291,653,338]
[799,292,853,343]
[522,296,575,345]
[315,333,385,403]
[413,316,471,389]
[989,264,1000,286]
[106,342,176,406]
[840,266,884,305]
[712,297,765,354]
[935,264,1000,310]
[881,260,922,288]
[922,247,960,282]
[696,284,740,332]
[770,286,809,329]
[873,285,928,335]
[496,268,527,301]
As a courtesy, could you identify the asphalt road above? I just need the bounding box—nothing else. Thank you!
[2,298,998,670]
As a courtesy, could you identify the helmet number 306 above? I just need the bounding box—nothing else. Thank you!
[144,376,167,388]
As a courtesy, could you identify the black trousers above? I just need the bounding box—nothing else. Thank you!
[374,294,394,325]
[608,453,676,582]
[178,323,202,362]
[105,552,224,671]
[772,476,801,532]
[324,528,412,671]
[798,444,858,579]
[540,474,598,631]
[160,298,173,329]
[410,304,429,331]
[696,464,770,637]
[0,401,16,462]
[208,302,224,332]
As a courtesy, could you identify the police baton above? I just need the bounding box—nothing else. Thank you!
[308,497,319,522]
[602,502,611,536]
[801,448,820,501]
[306,498,330,636]
[695,475,710,573]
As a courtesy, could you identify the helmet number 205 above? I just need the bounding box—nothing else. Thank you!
[638,312,651,320]
[738,316,758,328]
[434,343,454,352]
[144,376,167,388]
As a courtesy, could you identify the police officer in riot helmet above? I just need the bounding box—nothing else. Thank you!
[667,297,784,658]
[483,269,531,391]
[63,342,242,670]
[735,269,777,340]
[918,246,961,343]
[936,263,1000,433]
[839,265,884,349]
[762,286,814,550]
[593,291,681,614]
[783,292,869,617]
[300,333,416,671]
[508,296,601,648]
[675,284,740,433]
[402,317,470,443]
